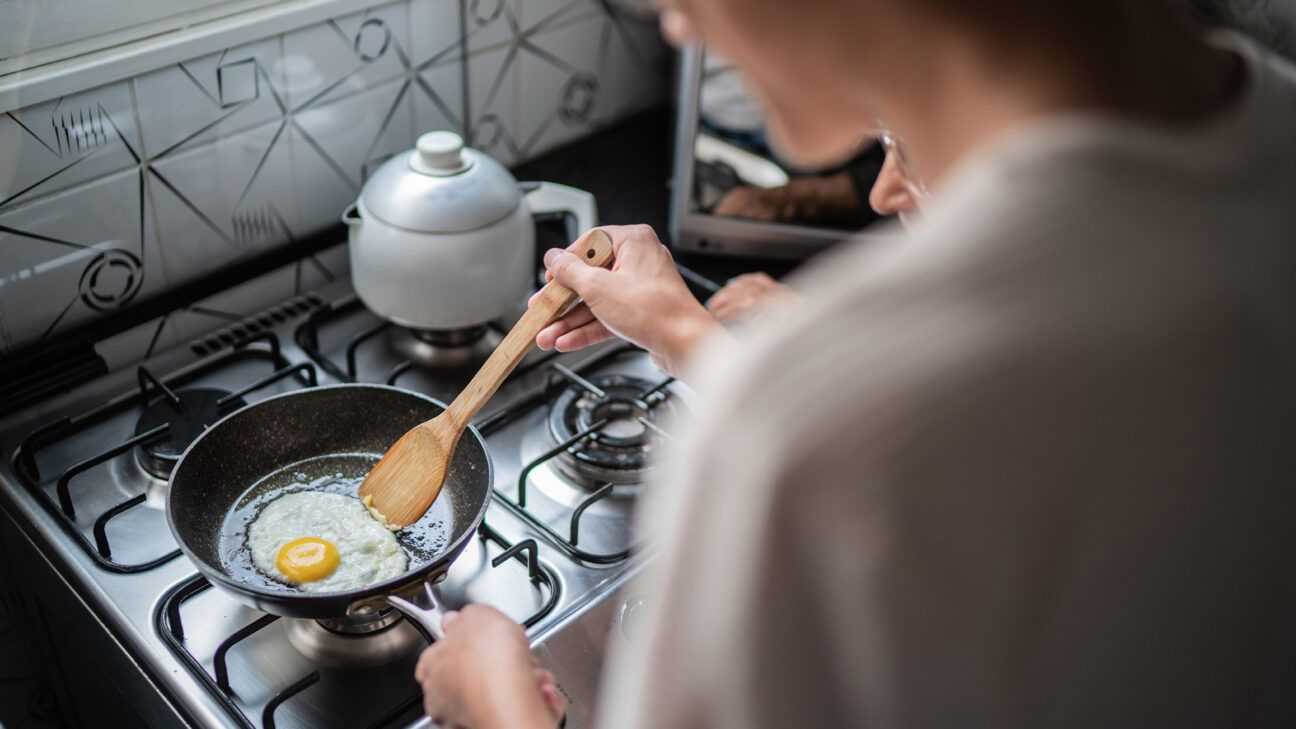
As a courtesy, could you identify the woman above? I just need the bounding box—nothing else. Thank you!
[417,1,1296,727]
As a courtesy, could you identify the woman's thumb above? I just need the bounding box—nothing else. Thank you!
[543,248,606,296]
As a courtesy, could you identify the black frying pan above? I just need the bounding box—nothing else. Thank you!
[166,384,492,619]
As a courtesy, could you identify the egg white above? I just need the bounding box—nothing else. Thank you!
[247,491,408,593]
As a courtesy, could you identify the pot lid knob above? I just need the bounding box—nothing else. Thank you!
[411,131,470,175]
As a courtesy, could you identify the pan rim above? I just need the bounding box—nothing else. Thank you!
[164,382,494,609]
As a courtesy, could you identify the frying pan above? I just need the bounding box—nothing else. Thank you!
[166,384,492,620]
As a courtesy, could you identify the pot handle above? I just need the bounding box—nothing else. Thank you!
[522,182,598,240]
[341,202,362,226]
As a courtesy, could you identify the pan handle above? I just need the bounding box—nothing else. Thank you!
[387,584,448,729]
[386,585,570,729]
[386,581,447,640]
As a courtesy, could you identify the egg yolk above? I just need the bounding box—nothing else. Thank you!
[275,537,340,583]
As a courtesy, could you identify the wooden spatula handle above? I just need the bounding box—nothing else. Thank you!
[441,229,614,428]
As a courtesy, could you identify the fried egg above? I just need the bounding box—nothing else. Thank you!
[247,491,407,592]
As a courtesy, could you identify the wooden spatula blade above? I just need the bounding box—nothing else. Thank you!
[359,421,455,529]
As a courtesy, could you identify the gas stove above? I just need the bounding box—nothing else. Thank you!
[0,235,711,729]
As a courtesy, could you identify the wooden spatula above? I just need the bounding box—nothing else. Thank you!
[359,229,615,528]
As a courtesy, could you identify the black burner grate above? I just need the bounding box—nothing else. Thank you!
[155,520,561,729]
[11,333,316,573]
[478,345,679,565]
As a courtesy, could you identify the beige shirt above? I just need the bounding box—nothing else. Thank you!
[599,34,1296,729]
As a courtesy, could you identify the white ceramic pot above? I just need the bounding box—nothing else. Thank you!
[343,131,597,330]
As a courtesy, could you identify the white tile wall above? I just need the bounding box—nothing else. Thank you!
[413,59,466,137]
[148,119,301,286]
[0,80,142,205]
[461,0,518,53]
[409,0,469,68]
[292,77,419,222]
[0,0,668,356]
[0,168,165,352]
[515,14,604,159]
[282,1,412,110]
[134,36,288,159]
[466,43,520,165]
[515,0,601,30]
[591,10,669,121]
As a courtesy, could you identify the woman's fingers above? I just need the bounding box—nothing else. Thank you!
[553,321,615,351]
[537,303,597,350]
[536,303,615,352]
[706,273,797,324]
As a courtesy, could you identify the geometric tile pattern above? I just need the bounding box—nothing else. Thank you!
[0,0,666,357]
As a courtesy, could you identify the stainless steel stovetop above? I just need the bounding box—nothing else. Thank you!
[0,248,699,729]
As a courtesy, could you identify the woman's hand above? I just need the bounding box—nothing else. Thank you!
[706,272,800,324]
[415,605,565,729]
[714,185,793,222]
[534,225,725,378]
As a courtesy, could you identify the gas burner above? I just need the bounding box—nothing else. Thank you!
[285,614,424,668]
[547,374,676,485]
[133,387,246,479]
[317,607,405,634]
[388,325,498,369]
[411,325,488,347]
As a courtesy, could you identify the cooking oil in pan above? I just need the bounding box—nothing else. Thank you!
[217,454,454,594]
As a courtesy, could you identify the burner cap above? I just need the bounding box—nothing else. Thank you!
[548,374,675,484]
[134,388,245,478]
[389,325,495,371]
[285,613,423,668]
[410,325,488,348]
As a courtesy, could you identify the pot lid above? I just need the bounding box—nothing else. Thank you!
[360,131,521,233]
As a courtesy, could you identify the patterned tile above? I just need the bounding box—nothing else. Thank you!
[409,0,468,69]
[513,8,665,160]
[282,1,412,110]
[514,14,604,159]
[134,36,287,159]
[0,0,667,356]
[94,243,346,368]
[147,119,300,287]
[461,0,519,54]
[590,5,668,121]
[0,168,163,353]
[465,43,520,165]
[515,0,600,30]
[0,80,142,206]
[291,77,417,235]
[413,55,466,138]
